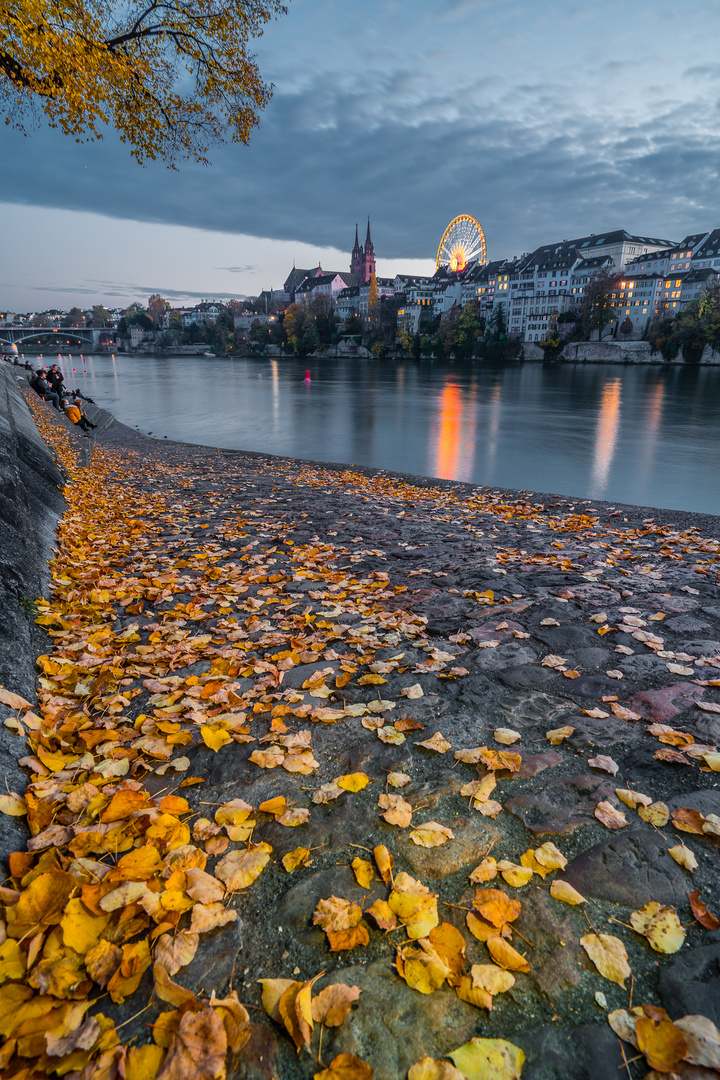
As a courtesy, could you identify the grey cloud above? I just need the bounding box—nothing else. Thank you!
[216,266,258,273]
[1,56,719,264]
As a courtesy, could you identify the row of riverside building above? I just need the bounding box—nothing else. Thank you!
[273,224,720,342]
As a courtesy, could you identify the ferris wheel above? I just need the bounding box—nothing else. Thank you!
[436,215,487,272]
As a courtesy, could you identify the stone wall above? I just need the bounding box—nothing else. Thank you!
[523,340,720,365]
[0,366,66,861]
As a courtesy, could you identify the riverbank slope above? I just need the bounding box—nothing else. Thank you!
[1,393,720,1079]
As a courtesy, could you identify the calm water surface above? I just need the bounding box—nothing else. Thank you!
[48,353,720,514]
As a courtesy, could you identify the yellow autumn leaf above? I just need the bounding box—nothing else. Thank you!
[638,801,670,827]
[668,844,697,872]
[215,841,272,890]
[408,1058,466,1080]
[616,788,652,809]
[449,1037,525,1080]
[546,725,574,745]
[415,731,452,754]
[469,857,498,883]
[336,773,370,793]
[580,933,631,986]
[200,725,232,751]
[396,941,453,994]
[259,796,288,815]
[282,847,312,872]
[630,902,685,954]
[409,821,454,848]
[493,728,521,745]
[486,935,530,973]
[497,861,533,887]
[351,857,374,888]
[549,880,586,905]
[0,792,27,816]
[388,872,439,939]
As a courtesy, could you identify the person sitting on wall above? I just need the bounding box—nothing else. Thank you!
[71,387,96,404]
[30,370,61,411]
[47,363,65,396]
[63,398,97,432]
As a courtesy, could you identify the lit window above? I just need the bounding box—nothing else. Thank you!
[675,280,681,287]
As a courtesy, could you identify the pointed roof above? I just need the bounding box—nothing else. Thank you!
[352,223,361,253]
[365,217,373,249]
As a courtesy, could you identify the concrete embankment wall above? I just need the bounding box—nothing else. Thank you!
[524,340,720,364]
[0,366,68,856]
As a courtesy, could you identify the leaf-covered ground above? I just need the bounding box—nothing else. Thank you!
[1,398,720,1080]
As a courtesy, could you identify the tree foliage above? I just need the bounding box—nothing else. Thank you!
[61,306,85,327]
[650,277,720,362]
[148,294,168,326]
[92,304,111,327]
[580,268,621,341]
[0,0,288,164]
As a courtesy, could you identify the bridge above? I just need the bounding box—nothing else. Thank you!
[0,326,116,350]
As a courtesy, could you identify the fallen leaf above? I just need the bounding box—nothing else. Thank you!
[580,933,631,987]
[497,861,533,888]
[157,1005,226,1080]
[675,1014,720,1068]
[478,748,521,773]
[336,773,370,793]
[470,964,515,998]
[282,847,312,872]
[311,983,361,1027]
[215,842,272,890]
[377,793,413,828]
[278,808,310,827]
[469,858,498,884]
[396,941,453,994]
[630,902,685,954]
[153,963,197,1008]
[313,1052,372,1080]
[486,935,530,973]
[687,889,720,930]
[671,808,706,835]
[351,857,374,888]
[448,1036,525,1080]
[594,801,628,829]
[387,772,411,788]
[409,821,454,848]
[191,902,238,934]
[0,792,27,816]
[388,872,439,939]
[408,1059,465,1080]
[636,1015,688,1073]
[550,880,586,905]
[546,726,574,745]
[616,788,653,810]
[415,731,452,754]
[373,844,394,884]
[401,684,424,699]
[638,801,670,827]
[0,687,33,710]
[365,899,397,930]
[588,755,619,776]
[493,728,521,745]
[154,931,199,976]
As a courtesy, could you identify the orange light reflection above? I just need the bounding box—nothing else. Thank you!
[432,379,477,481]
[590,378,621,495]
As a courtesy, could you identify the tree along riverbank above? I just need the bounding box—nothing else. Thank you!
[1,388,720,1079]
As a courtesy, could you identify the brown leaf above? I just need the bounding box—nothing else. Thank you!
[594,801,628,829]
[314,1053,373,1080]
[155,931,199,976]
[311,983,361,1027]
[278,978,314,1052]
[486,935,530,973]
[687,890,720,931]
[365,899,397,931]
[157,1006,227,1080]
[214,841,272,890]
[672,808,706,835]
[326,924,370,952]
[408,1059,465,1080]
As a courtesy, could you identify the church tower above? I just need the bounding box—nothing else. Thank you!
[363,218,376,283]
[350,223,364,279]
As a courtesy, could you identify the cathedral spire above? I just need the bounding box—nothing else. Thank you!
[365,217,373,250]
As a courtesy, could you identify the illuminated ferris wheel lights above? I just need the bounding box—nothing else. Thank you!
[436,214,487,271]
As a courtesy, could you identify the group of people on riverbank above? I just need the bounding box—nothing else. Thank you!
[29,365,97,434]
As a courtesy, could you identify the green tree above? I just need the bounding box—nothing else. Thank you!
[269,313,286,348]
[92,305,110,327]
[458,301,484,357]
[30,312,51,327]
[619,316,633,337]
[1,0,288,165]
[439,307,461,355]
[249,319,270,348]
[488,303,507,341]
[396,321,413,356]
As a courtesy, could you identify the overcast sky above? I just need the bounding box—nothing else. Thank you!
[2,0,720,310]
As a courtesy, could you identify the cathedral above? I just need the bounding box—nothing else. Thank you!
[350,219,376,283]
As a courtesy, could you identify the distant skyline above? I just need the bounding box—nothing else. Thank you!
[2,0,720,308]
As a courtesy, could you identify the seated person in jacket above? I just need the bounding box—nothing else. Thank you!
[63,398,96,432]
[47,364,65,395]
[31,371,61,410]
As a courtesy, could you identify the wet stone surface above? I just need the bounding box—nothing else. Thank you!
[6,408,720,1080]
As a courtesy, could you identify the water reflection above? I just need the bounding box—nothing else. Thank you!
[49,354,720,514]
[431,378,478,482]
[590,378,621,496]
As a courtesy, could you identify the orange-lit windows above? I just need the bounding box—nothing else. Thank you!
[675,280,681,287]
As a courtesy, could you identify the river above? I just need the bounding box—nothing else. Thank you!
[36,353,720,515]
